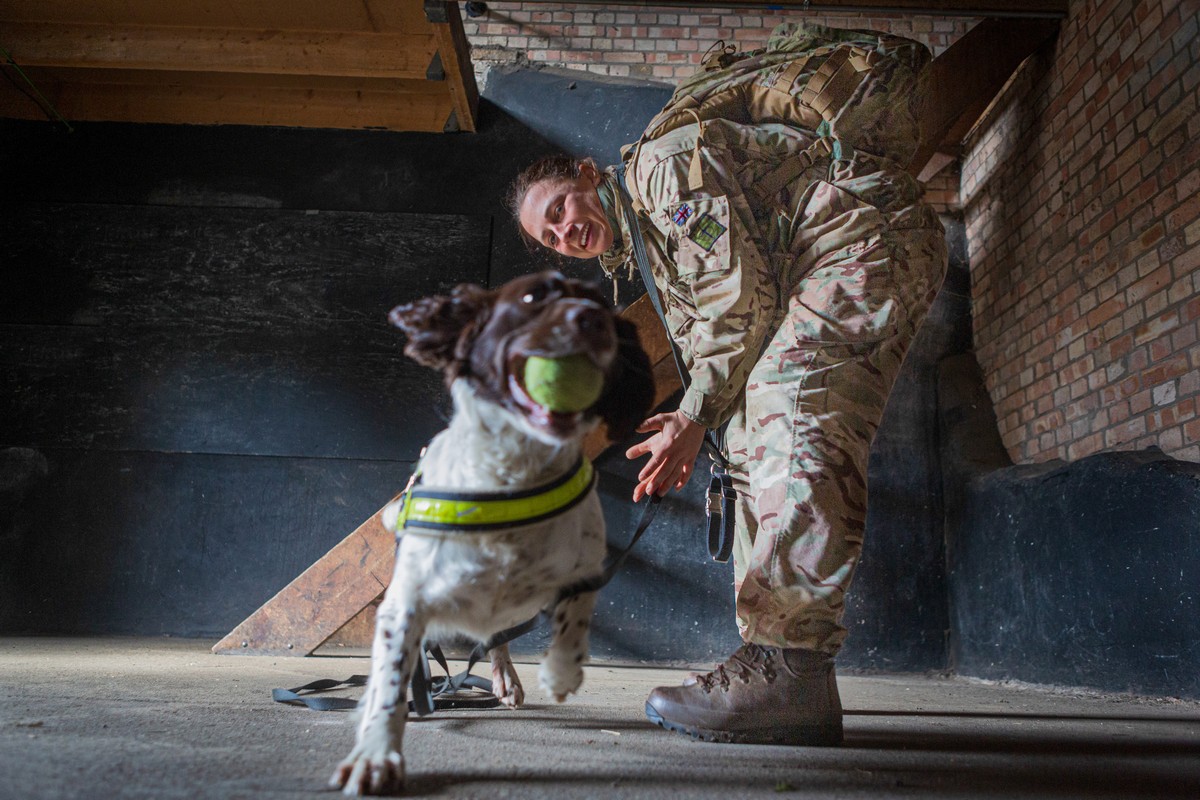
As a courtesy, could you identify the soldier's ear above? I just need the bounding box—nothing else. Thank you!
[578,160,602,187]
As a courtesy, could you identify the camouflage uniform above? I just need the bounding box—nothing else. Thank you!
[599,116,947,655]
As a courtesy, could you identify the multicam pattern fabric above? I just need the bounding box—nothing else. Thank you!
[601,71,946,653]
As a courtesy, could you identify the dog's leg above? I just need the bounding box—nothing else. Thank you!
[538,590,598,702]
[330,590,424,796]
[488,642,525,708]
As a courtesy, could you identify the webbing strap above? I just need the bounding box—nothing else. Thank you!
[799,45,880,121]
[748,136,833,207]
[272,676,366,711]
[770,55,811,93]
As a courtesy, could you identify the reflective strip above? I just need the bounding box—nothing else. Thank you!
[399,459,595,532]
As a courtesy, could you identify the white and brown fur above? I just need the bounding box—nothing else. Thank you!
[330,271,654,795]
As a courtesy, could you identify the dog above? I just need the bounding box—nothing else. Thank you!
[330,271,655,795]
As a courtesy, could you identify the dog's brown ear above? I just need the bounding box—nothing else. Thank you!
[593,316,656,441]
[389,283,493,370]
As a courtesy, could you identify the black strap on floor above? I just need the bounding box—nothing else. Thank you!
[272,676,366,711]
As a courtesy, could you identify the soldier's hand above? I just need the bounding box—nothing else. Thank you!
[625,410,707,502]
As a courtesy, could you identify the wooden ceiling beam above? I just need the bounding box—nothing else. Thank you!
[909,16,1060,180]
[2,22,439,81]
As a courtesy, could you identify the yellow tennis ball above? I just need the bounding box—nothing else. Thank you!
[523,355,604,413]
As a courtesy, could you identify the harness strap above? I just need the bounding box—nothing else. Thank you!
[397,458,594,533]
[748,136,833,207]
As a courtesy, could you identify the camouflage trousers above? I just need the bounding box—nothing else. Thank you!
[723,177,947,656]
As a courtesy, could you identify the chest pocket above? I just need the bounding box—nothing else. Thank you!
[667,195,733,279]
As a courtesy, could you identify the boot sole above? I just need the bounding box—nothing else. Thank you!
[644,701,843,746]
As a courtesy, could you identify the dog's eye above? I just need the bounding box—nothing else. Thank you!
[522,285,549,304]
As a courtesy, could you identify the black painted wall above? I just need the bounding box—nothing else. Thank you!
[1,67,954,673]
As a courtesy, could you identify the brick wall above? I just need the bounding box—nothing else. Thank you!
[463,2,973,81]
[963,0,1199,463]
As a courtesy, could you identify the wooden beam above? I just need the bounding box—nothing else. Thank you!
[213,294,679,655]
[425,1,479,132]
[512,0,1068,17]
[0,68,458,131]
[908,17,1060,178]
[212,502,397,656]
[0,0,430,32]
[1,22,439,81]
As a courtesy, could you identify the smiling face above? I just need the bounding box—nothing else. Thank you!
[517,163,614,260]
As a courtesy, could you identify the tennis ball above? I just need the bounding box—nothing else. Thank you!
[523,355,604,413]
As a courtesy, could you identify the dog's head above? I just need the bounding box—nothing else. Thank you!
[389,271,655,444]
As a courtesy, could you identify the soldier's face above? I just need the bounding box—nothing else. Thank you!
[519,164,614,260]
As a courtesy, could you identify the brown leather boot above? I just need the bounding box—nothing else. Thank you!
[644,643,843,745]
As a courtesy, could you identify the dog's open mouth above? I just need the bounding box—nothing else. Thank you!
[507,353,603,437]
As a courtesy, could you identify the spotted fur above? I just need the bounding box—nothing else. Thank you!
[330,272,654,795]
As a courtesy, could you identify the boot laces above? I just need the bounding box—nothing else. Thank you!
[697,643,776,692]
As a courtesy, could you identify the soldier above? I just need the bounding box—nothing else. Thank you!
[509,30,948,746]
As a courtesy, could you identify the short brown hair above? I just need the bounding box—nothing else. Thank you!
[506,155,595,252]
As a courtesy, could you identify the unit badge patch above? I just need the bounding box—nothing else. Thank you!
[672,205,692,227]
[687,213,727,252]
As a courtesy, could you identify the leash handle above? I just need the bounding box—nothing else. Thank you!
[706,468,736,562]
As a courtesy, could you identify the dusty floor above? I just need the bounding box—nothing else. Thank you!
[0,637,1197,799]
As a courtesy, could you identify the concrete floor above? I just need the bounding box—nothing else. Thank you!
[1,638,1198,799]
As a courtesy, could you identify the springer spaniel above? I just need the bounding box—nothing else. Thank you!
[330,271,655,795]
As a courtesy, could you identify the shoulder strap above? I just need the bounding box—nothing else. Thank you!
[613,167,735,563]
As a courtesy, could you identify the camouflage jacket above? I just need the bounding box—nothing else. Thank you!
[598,119,940,429]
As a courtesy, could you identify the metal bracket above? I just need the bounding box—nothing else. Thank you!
[426,51,445,81]
[423,0,450,23]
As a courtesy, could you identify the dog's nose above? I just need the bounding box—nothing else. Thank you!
[567,304,608,335]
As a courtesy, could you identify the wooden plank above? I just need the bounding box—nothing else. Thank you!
[513,0,1068,16]
[0,72,457,131]
[212,500,398,655]
[426,1,478,132]
[908,17,1060,178]
[2,22,438,80]
[0,0,429,33]
[213,293,681,655]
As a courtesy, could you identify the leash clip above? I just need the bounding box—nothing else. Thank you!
[705,464,736,563]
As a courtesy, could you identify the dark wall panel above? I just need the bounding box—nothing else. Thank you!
[0,449,408,637]
[2,203,485,459]
[949,451,1200,699]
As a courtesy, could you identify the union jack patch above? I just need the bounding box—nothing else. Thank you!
[687,213,727,252]
[672,205,692,227]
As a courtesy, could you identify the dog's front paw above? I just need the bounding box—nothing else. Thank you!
[329,748,405,796]
[491,658,525,708]
[538,658,584,703]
